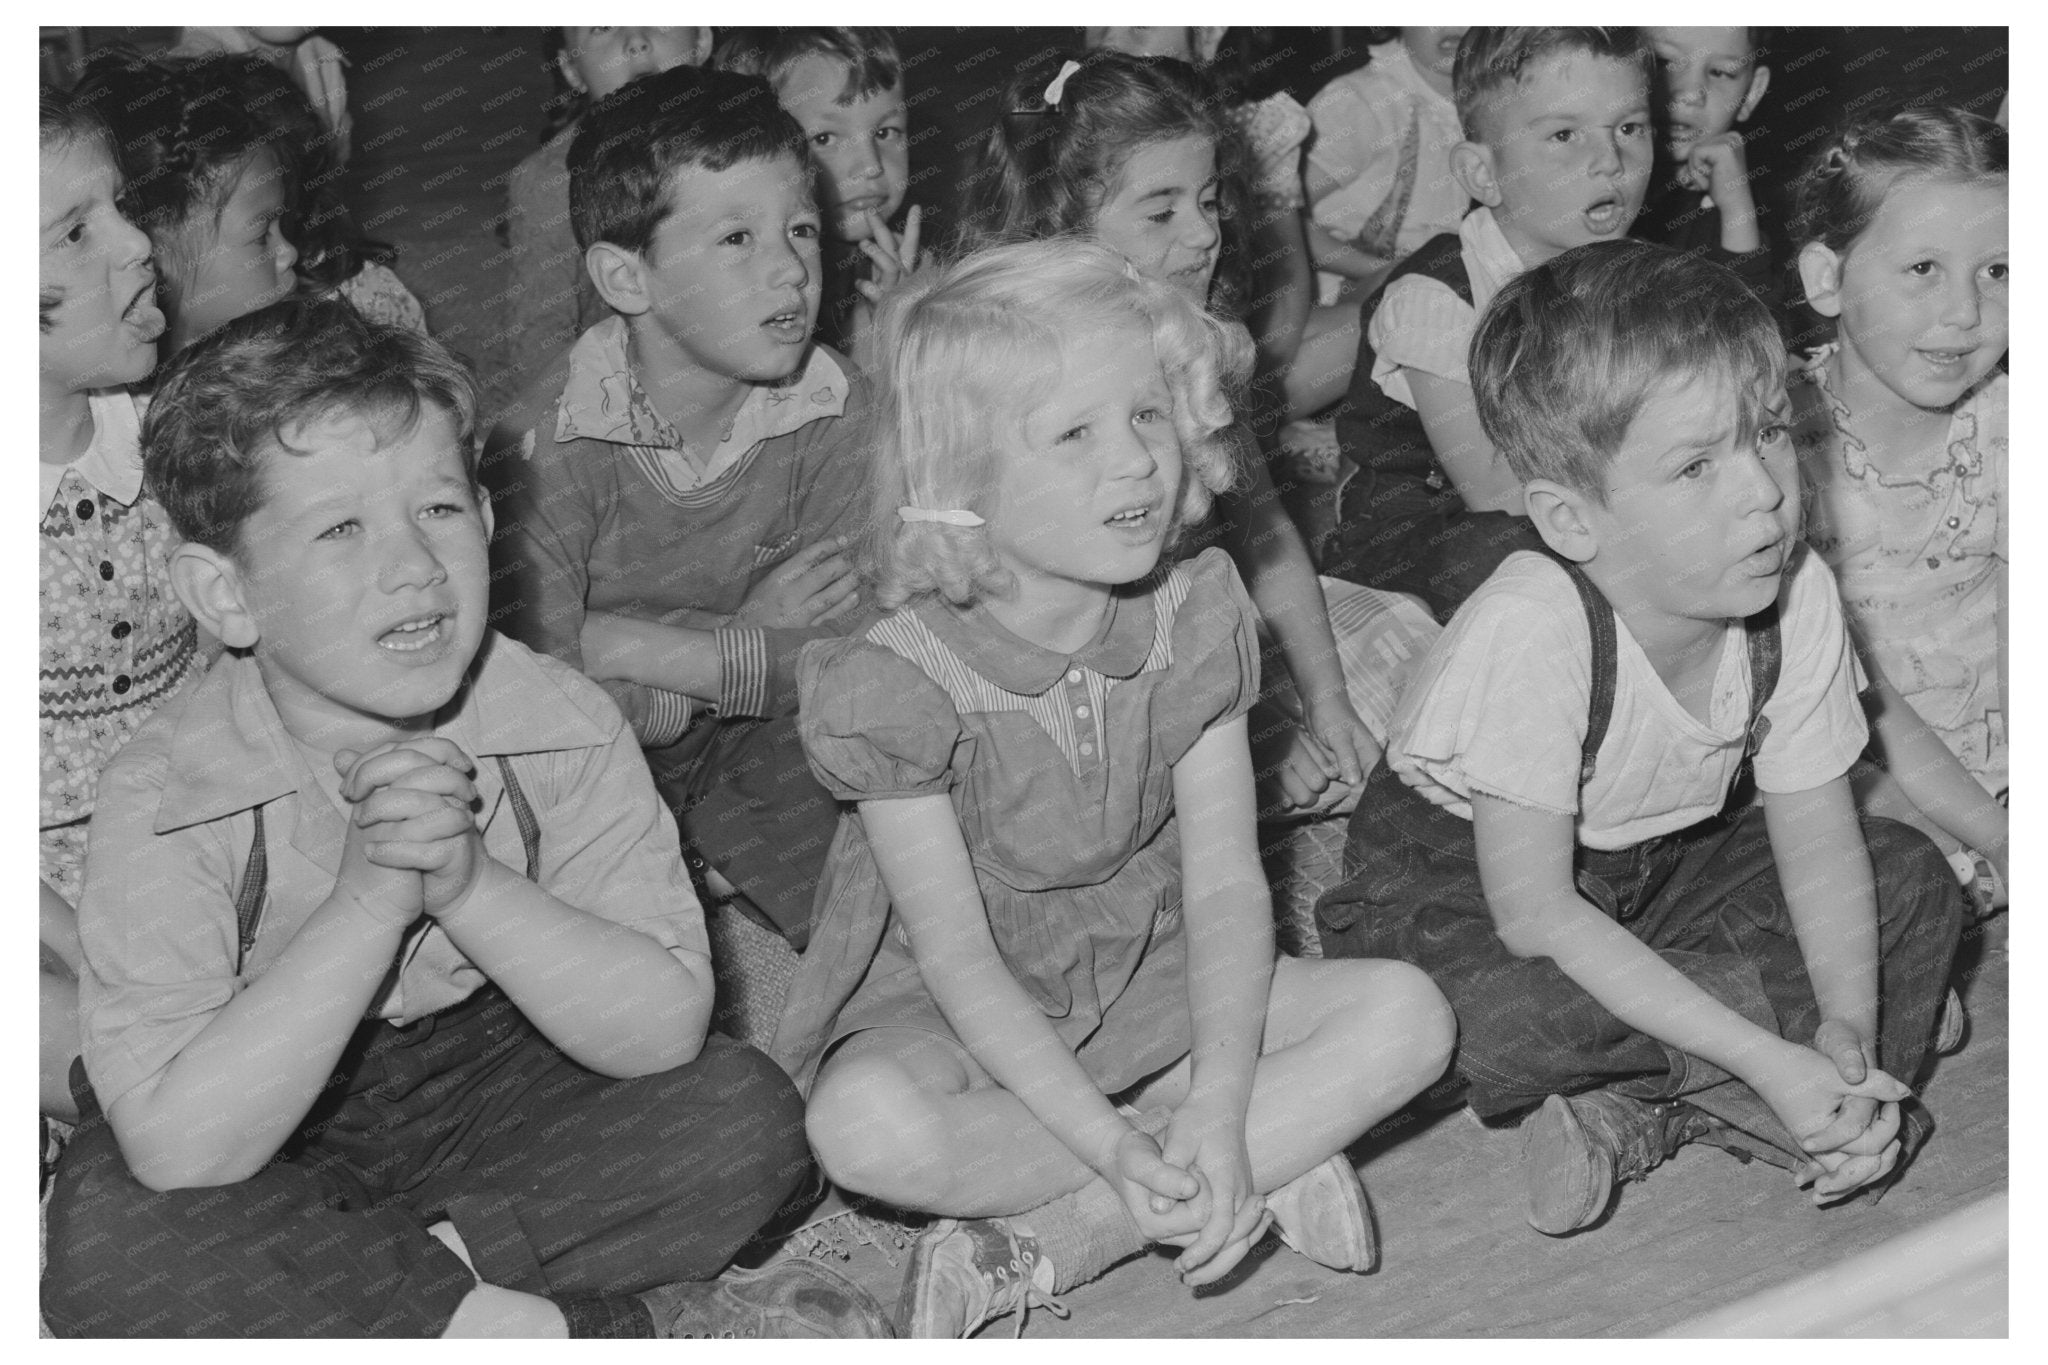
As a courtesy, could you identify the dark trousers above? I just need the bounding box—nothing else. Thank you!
[1321,491,1547,625]
[42,986,810,1338]
[1317,766,1965,1123]
[653,712,842,950]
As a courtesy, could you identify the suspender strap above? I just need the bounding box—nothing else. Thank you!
[233,806,268,976]
[1548,555,1617,787]
[231,758,543,970]
[1549,553,1783,790]
[495,755,542,883]
[1741,601,1782,761]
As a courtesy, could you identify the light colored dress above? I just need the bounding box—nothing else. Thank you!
[770,550,1259,1094]
[1306,41,1468,305]
[1790,346,2007,794]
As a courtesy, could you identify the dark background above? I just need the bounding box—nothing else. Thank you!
[44,26,2008,406]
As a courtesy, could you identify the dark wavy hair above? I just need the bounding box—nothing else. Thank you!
[145,295,480,557]
[958,49,1248,315]
[207,52,397,291]
[1789,103,2007,254]
[568,63,808,255]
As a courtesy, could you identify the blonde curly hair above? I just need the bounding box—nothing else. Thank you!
[861,237,1253,611]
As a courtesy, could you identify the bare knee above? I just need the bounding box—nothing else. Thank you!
[805,1050,952,1206]
[1370,959,1458,1078]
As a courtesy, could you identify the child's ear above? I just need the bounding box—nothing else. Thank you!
[1191,27,1228,64]
[1525,480,1598,564]
[1451,142,1501,208]
[585,241,650,316]
[170,543,259,650]
[1737,64,1771,123]
[689,29,715,65]
[1797,241,1845,318]
[476,484,496,541]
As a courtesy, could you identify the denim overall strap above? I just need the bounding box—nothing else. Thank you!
[1543,554,1618,787]
[231,760,543,970]
[1548,553,1783,790]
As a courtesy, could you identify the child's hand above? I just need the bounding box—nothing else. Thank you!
[1300,694,1381,812]
[854,204,922,305]
[734,538,859,629]
[1747,1039,1912,1201]
[1106,1128,1207,1247]
[330,745,453,928]
[340,739,489,921]
[1676,131,1760,248]
[1160,1102,1266,1287]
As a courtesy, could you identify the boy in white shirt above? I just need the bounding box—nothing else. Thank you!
[1316,240,1965,1237]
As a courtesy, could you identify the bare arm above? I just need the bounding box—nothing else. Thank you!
[108,886,413,1190]
[433,859,711,1076]
[1471,793,1784,1073]
[1760,778,1881,1040]
[1409,371,1524,514]
[862,795,1136,1179]
[1857,673,2007,884]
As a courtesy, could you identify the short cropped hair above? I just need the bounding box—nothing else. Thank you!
[1468,240,1785,506]
[1453,28,1653,142]
[145,296,481,557]
[568,63,808,256]
[712,27,901,103]
[1789,103,2007,255]
[861,238,1254,611]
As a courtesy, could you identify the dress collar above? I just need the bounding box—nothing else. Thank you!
[42,389,144,514]
[915,577,1160,696]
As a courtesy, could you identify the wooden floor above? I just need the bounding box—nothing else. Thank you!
[800,916,2008,1338]
[329,28,2009,1339]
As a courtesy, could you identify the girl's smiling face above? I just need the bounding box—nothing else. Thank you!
[1089,136,1221,305]
[1807,175,2009,416]
[166,146,299,351]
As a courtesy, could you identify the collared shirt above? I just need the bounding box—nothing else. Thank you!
[77,631,707,1110]
[40,390,201,905]
[490,323,871,749]
[1366,206,1527,407]
[553,316,850,506]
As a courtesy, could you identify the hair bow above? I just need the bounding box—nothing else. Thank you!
[898,506,986,527]
[1042,59,1082,109]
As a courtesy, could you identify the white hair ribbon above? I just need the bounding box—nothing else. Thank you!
[898,506,986,527]
[1043,59,1082,109]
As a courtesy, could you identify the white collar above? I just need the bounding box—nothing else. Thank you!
[1459,207,1531,316]
[42,389,144,515]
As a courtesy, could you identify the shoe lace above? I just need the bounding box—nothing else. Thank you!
[995,1244,1069,1340]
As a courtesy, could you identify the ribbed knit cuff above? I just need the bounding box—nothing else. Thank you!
[714,627,770,719]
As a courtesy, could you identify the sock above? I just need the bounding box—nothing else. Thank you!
[555,1293,655,1338]
[1011,1178,1148,1295]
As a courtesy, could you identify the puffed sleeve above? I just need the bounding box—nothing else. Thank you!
[798,636,965,801]
[1367,274,1477,406]
[1157,548,1262,764]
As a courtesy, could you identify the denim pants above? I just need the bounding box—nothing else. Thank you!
[42,985,811,1338]
[1317,764,1965,1124]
